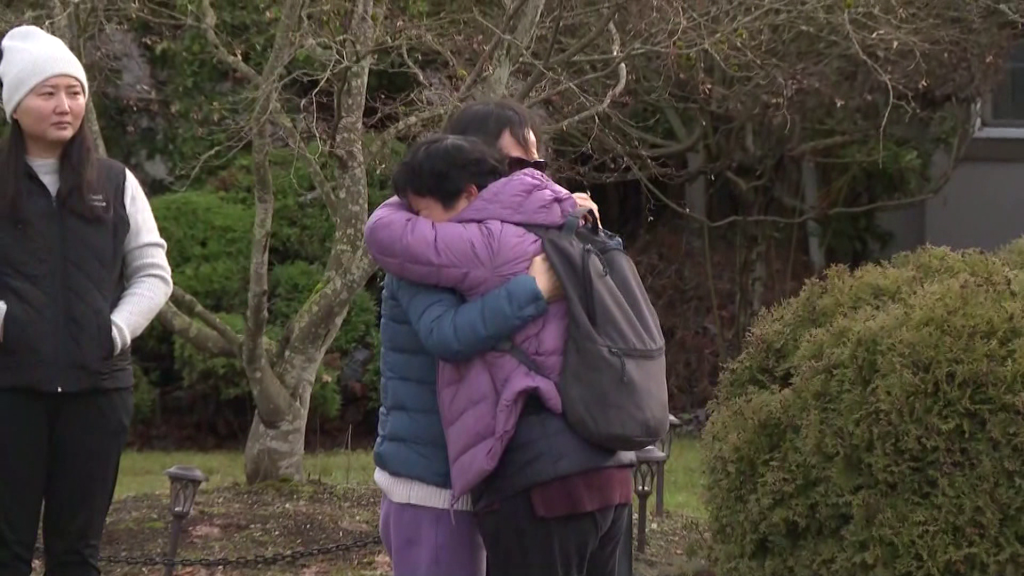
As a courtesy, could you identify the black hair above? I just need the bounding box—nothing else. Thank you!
[0,120,102,220]
[443,98,546,158]
[391,134,508,209]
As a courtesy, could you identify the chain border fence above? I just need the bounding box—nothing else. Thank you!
[33,534,381,568]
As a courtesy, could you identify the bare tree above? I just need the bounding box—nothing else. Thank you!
[583,0,1023,344]
[34,0,1022,479]
[144,0,378,483]
[50,0,108,156]
[140,0,647,482]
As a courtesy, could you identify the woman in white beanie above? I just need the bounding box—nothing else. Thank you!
[0,25,173,575]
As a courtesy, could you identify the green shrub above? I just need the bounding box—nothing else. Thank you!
[716,246,988,403]
[705,247,1024,576]
[142,156,384,427]
[151,191,252,312]
[269,261,323,323]
[132,363,159,423]
[996,237,1024,270]
[171,312,344,419]
[173,313,249,400]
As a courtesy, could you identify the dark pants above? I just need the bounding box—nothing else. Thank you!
[0,388,133,576]
[477,491,630,576]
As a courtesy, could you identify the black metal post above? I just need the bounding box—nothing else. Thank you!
[654,460,666,517]
[636,487,651,554]
[653,414,681,518]
[163,465,208,576]
[632,446,667,556]
[164,515,184,576]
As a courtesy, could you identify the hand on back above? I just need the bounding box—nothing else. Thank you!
[529,254,563,301]
[572,192,601,227]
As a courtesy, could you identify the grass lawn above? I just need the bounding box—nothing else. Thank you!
[116,437,705,516]
[115,449,377,497]
[659,438,705,516]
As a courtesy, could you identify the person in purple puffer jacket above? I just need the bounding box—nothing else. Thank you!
[365,114,634,576]
[367,137,574,498]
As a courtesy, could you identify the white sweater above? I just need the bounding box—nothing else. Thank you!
[0,157,173,353]
[374,467,474,512]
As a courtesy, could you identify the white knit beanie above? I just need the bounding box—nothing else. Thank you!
[0,25,89,121]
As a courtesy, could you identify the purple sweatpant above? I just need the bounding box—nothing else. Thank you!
[379,496,486,576]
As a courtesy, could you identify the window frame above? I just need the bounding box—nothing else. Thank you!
[977,40,1024,138]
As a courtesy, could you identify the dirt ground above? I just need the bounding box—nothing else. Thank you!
[32,481,710,575]
[633,511,715,576]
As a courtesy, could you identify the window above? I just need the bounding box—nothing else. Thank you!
[982,41,1024,129]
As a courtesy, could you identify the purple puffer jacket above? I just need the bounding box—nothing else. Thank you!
[364,169,578,501]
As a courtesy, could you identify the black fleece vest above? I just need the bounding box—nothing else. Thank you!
[0,157,131,392]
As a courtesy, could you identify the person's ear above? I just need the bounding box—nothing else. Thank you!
[463,184,479,201]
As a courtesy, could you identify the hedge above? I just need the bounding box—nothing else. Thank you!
[131,151,383,429]
[705,246,1024,575]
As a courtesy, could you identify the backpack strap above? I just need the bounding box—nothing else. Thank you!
[561,207,599,236]
[495,340,545,376]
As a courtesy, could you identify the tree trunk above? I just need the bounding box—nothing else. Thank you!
[735,222,768,338]
[51,0,108,156]
[480,0,546,98]
[243,362,316,484]
[244,404,309,484]
[801,158,826,274]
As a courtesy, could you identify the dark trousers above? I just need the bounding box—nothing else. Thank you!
[617,503,632,576]
[477,490,630,576]
[0,388,133,576]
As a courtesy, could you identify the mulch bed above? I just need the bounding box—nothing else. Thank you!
[63,481,383,575]
[32,481,711,575]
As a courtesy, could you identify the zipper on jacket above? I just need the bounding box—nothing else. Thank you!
[56,205,67,392]
[42,176,67,392]
[22,168,66,390]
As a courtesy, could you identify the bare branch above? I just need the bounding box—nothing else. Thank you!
[167,286,242,349]
[548,3,622,67]
[366,107,450,160]
[157,303,237,358]
[513,0,564,100]
[551,21,627,130]
[788,134,868,157]
[287,0,377,361]
[197,0,260,83]
[50,0,107,156]
[241,0,306,378]
[626,117,972,229]
[244,119,276,391]
[286,247,377,363]
[459,0,533,98]
[843,10,893,163]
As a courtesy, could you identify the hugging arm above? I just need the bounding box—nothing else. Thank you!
[390,275,548,362]
[364,197,502,291]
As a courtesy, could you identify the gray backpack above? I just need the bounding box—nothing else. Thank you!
[501,208,670,451]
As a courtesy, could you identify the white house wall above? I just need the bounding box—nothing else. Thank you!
[876,140,1024,258]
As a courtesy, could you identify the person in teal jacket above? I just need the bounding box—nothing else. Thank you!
[373,258,562,576]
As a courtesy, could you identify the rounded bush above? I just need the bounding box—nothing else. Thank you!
[705,247,1024,576]
[996,237,1024,270]
[716,246,988,403]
